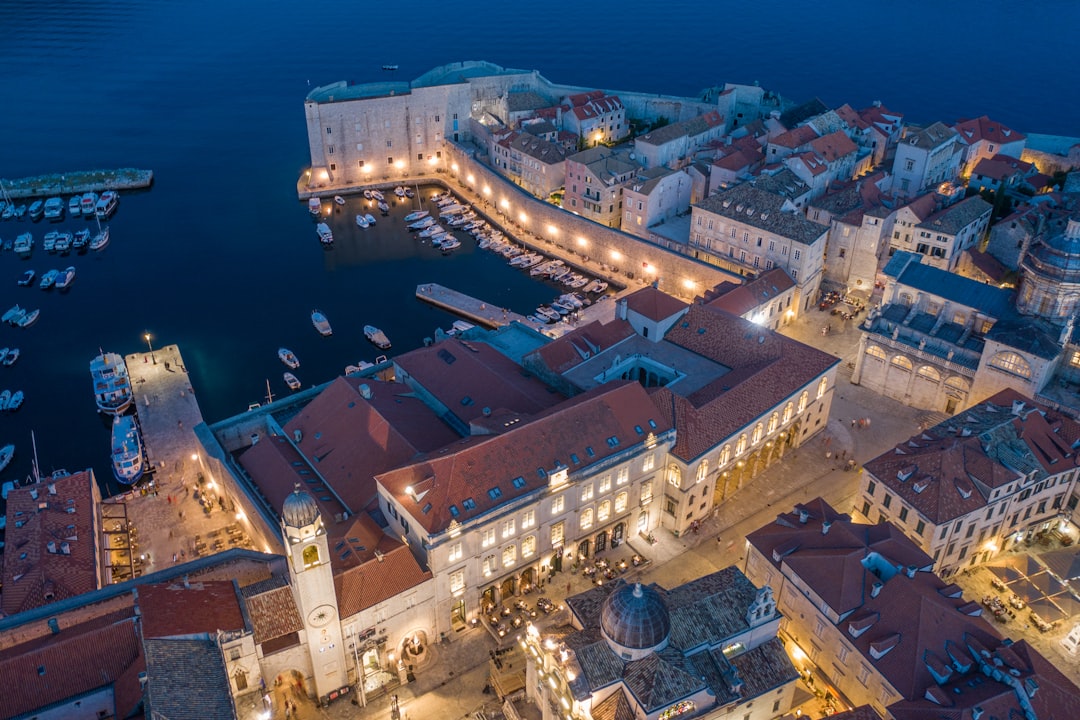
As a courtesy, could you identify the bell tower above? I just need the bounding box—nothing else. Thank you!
[281,484,347,700]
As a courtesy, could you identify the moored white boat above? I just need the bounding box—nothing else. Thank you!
[0,390,10,410]
[39,269,59,289]
[68,196,82,215]
[43,231,58,252]
[394,186,406,198]
[90,351,133,415]
[14,232,33,254]
[95,191,119,218]
[308,197,322,215]
[403,210,429,223]
[111,414,145,485]
[43,197,65,219]
[17,270,35,286]
[311,309,332,336]
[7,390,23,411]
[284,372,301,390]
[3,348,19,366]
[364,325,391,349]
[0,444,13,471]
[2,305,23,324]
[54,232,73,253]
[28,200,44,220]
[334,195,346,205]
[80,192,99,216]
[409,216,435,230]
[356,214,370,228]
[18,309,40,328]
[73,228,90,249]
[89,226,110,251]
[364,213,377,225]
[370,190,385,202]
[439,237,462,252]
[278,347,300,369]
[316,222,334,244]
[54,266,76,289]
[377,201,390,214]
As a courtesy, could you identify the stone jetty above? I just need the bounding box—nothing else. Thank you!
[2,168,153,199]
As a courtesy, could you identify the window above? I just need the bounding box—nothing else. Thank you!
[327,145,334,154]
[551,495,565,515]
[387,156,394,165]
[899,507,908,522]
[482,555,497,576]
[482,528,496,547]
[617,467,629,485]
[667,465,682,488]
[386,140,392,148]
[793,249,801,261]
[798,391,809,413]
[599,476,612,493]
[867,481,876,496]
[581,484,594,502]
[641,481,654,504]
[615,491,628,513]
[642,453,656,472]
[449,570,465,593]
[448,542,463,562]
[696,460,709,484]
[719,445,731,467]
[551,522,564,546]
[598,500,611,522]
[866,345,887,361]
[916,520,926,535]
[883,494,892,509]
[736,434,747,455]
[768,413,779,434]
[664,497,677,516]
[503,518,515,538]
[522,535,536,557]
[522,508,535,529]
[783,403,794,423]
[502,545,516,566]
[857,665,870,685]
[752,423,764,445]
[817,377,828,399]
[904,159,915,171]
[581,508,594,530]
[989,351,1032,379]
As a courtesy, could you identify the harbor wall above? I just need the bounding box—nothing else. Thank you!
[1,169,153,199]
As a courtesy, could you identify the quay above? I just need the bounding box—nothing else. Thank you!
[1,168,153,199]
[416,282,531,328]
[101,344,254,583]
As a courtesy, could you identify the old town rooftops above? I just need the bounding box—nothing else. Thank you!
[137,579,247,639]
[954,115,1026,146]
[916,195,992,236]
[696,183,827,245]
[377,381,670,535]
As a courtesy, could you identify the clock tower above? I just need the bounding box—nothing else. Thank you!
[281,485,347,700]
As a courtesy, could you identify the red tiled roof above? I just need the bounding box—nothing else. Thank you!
[531,318,636,376]
[901,193,939,222]
[335,543,433,618]
[834,104,870,131]
[567,90,605,107]
[571,95,624,121]
[0,608,143,719]
[622,286,689,322]
[652,304,838,461]
[704,269,794,317]
[1,470,102,616]
[971,154,1033,181]
[809,130,858,162]
[954,115,1026,146]
[378,381,670,534]
[771,125,819,149]
[788,151,828,176]
[138,579,246,638]
[244,584,304,644]
[964,249,1008,284]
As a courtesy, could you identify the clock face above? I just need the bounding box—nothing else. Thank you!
[307,604,337,628]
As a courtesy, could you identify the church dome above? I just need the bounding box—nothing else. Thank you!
[600,581,670,654]
[282,486,320,528]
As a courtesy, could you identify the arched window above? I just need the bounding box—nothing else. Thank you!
[302,544,321,569]
[598,500,611,522]
[752,423,764,445]
[768,412,779,434]
[667,464,682,488]
[783,403,793,423]
[615,491,628,513]
[916,365,941,381]
[891,355,913,371]
[697,460,709,484]
[736,434,747,455]
[988,351,1032,379]
[816,376,828,399]
[866,345,887,361]
[719,445,731,467]
[797,391,808,414]
[580,508,594,530]
[944,376,969,392]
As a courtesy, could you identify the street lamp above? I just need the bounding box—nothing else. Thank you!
[144,331,156,364]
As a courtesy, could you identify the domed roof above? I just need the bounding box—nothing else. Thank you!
[282,486,320,528]
[1024,223,1080,282]
[600,582,670,651]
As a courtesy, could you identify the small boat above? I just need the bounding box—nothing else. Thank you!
[370,190,385,202]
[111,414,145,485]
[284,372,301,390]
[90,351,133,415]
[4,348,20,366]
[80,192,99,216]
[344,360,375,375]
[447,320,475,336]
[311,309,332,336]
[43,197,65,219]
[13,204,27,219]
[68,196,82,215]
[28,200,45,220]
[7,390,23,411]
[440,237,462,252]
[54,232,73,253]
[377,201,390,214]
[356,214,370,228]
[394,186,406,198]
[55,266,76,289]
[2,305,22,324]
[409,217,435,230]
[382,64,398,71]
[17,308,40,328]
[334,195,346,205]
[43,231,58,252]
[17,270,35,286]
[0,349,9,365]
[363,189,373,200]
[278,347,300,369]
[308,197,322,215]
[587,280,609,293]
[1,204,14,220]
[0,444,13,471]
[73,228,90,249]
[95,191,119,218]
[39,269,59,289]
[364,213,376,226]
[551,301,573,315]
[364,325,391,349]
[89,226,110,251]
[527,314,549,325]
[13,232,33,254]
[537,306,561,322]
[405,187,415,199]
[316,222,334,244]
[404,210,429,223]
[0,390,9,410]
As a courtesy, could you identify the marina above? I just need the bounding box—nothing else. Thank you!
[0,168,153,199]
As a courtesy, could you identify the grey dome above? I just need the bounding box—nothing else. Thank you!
[1024,233,1080,280]
[282,487,320,528]
[600,581,670,651]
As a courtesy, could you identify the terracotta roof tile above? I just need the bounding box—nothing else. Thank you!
[809,130,858,162]
[622,286,689,322]
[954,115,1026,146]
[138,579,246,638]
[334,543,432,618]
[530,318,636,376]
[771,124,819,149]
[704,269,794,317]
[244,582,305,644]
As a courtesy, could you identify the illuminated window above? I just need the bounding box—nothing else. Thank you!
[581,484,594,502]
[482,555,497,576]
[667,464,682,488]
[736,434,747,455]
[448,542,462,563]
[502,518,515,538]
[615,491,628,513]
[1070,350,1080,368]
[917,365,941,381]
[482,528,495,548]
[719,445,731,467]
[866,345,887,361]
[696,460,709,484]
[640,481,653,504]
[502,545,516,566]
[522,508,535,529]
[598,500,611,522]
[522,535,536,558]
[783,402,794,423]
[989,351,1032,379]
[642,453,656,472]
[816,376,828,399]
[302,544,321,569]
[581,508,594,530]
[891,355,913,371]
[449,570,465,593]
[752,423,764,445]
[551,495,565,515]
[551,522,564,546]
[599,476,612,493]
[616,467,630,485]
[798,391,808,414]
[768,412,779,434]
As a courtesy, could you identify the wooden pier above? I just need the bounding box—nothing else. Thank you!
[2,168,153,199]
[416,283,531,328]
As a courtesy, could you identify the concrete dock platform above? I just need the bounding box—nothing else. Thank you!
[416,282,529,328]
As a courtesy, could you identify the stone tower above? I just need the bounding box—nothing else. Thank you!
[281,484,347,700]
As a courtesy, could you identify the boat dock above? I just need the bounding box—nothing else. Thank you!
[2,168,153,199]
[126,344,205,474]
[416,283,530,328]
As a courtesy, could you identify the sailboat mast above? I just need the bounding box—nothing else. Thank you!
[265,379,274,405]
[31,429,41,484]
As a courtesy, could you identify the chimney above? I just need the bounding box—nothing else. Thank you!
[797,508,809,524]
[359,384,373,400]
[906,565,918,578]
[48,484,57,495]
[375,549,385,563]
[183,575,191,590]
[1011,399,1025,416]
[293,429,302,443]
[47,618,60,635]
[871,581,884,598]
[822,520,832,535]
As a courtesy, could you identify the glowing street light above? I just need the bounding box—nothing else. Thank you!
[144,331,156,364]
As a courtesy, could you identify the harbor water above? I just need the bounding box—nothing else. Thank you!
[0,0,1075,494]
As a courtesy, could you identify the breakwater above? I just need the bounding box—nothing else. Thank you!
[1,168,153,199]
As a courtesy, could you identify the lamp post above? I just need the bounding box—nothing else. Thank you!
[144,332,156,364]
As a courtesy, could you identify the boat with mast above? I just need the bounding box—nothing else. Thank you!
[90,351,134,415]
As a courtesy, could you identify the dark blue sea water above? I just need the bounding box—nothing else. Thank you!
[0,0,1075,492]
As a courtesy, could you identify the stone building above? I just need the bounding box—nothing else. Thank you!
[906,195,993,272]
[891,122,963,198]
[808,174,895,293]
[954,115,1027,178]
[620,166,692,240]
[859,390,1080,577]
[745,498,1080,719]
[1016,211,1080,321]
[491,131,569,198]
[632,110,725,170]
[561,91,627,147]
[563,145,638,227]
[522,570,799,720]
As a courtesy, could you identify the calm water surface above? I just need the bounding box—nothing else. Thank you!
[0,0,1075,492]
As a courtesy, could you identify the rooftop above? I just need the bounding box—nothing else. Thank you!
[696,183,827,246]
